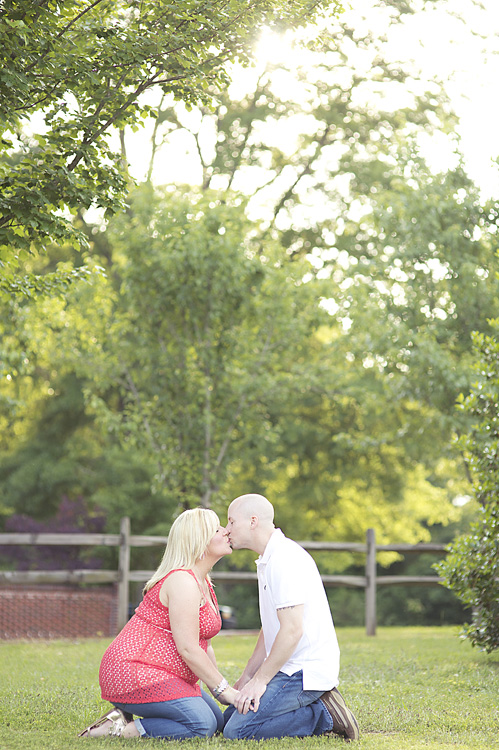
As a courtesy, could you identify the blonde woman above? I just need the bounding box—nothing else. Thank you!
[78,508,238,739]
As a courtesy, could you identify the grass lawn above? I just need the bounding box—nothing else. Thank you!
[0,627,497,750]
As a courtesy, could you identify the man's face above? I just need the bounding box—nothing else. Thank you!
[226,502,252,550]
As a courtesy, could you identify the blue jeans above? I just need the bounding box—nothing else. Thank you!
[114,689,224,739]
[223,670,333,740]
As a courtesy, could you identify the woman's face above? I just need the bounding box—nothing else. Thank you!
[205,525,232,559]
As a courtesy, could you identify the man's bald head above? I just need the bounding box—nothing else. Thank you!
[227,493,275,554]
[229,493,274,522]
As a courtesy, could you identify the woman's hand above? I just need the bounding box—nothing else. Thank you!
[217,686,240,706]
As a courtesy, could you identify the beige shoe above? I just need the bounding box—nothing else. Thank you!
[320,687,359,741]
[78,707,133,738]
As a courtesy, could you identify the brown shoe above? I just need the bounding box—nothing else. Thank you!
[320,687,359,741]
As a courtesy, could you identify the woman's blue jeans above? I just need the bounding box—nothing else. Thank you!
[114,689,224,739]
[223,670,334,740]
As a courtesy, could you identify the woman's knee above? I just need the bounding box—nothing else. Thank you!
[192,712,218,737]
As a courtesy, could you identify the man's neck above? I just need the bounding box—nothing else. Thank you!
[254,526,276,556]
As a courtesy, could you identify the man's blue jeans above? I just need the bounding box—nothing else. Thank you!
[114,689,224,739]
[223,670,334,740]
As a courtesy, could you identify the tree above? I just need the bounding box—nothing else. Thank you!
[2,0,495,558]
[136,0,499,533]
[0,0,339,295]
[140,0,455,229]
[1,181,473,548]
[134,0,499,532]
[59,186,338,516]
[437,323,499,652]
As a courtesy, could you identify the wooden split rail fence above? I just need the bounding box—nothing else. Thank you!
[0,518,448,636]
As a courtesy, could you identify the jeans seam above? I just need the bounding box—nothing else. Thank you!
[258,672,302,718]
[225,672,307,738]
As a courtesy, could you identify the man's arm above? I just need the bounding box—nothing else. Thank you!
[234,629,267,690]
[233,604,304,714]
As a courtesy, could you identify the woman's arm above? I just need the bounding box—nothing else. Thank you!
[161,572,238,706]
[207,640,218,668]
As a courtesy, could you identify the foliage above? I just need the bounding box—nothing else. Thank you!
[1,0,496,582]
[60,186,336,515]
[135,0,499,535]
[145,1,455,211]
[437,323,499,652]
[0,291,165,532]
[0,0,339,296]
[0,367,168,534]
[339,163,499,415]
[0,496,106,571]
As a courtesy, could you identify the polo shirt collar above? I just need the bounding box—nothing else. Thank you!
[256,528,284,565]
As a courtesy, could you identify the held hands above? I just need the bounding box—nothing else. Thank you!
[217,685,240,706]
[233,674,250,691]
[233,675,267,714]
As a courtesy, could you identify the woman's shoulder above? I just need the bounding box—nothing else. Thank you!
[159,569,204,608]
[161,569,200,592]
[166,568,196,580]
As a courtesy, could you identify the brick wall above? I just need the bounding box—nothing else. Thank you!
[0,585,118,639]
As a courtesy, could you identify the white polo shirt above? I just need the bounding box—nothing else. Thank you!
[256,528,340,691]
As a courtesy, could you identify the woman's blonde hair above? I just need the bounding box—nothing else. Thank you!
[143,508,220,593]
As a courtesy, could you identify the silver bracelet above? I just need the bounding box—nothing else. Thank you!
[212,678,229,698]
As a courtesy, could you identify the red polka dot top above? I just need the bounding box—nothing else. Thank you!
[99,569,222,704]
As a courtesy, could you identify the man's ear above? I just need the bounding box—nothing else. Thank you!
[250,515,258,529]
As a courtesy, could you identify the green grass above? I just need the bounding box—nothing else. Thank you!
[0,627,498,750]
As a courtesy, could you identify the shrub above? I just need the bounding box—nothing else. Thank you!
[437,326,499,652]
[0,496,106,571]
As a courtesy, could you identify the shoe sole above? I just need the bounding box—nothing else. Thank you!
[320,687,360,741]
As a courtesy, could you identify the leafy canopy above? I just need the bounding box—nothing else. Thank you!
[61,186,334,514]
[0,0,339,292]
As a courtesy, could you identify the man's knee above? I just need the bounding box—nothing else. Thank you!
[223,723,237,740]
[224,722,249,740]
[223,713,242,740]
[223,714,256,740]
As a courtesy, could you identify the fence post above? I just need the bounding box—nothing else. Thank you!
[365,527,376,636]
[117,516,131,632]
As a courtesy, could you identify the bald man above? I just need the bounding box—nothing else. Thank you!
[223,493,359,741]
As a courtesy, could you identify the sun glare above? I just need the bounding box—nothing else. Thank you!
[255,29,296,67]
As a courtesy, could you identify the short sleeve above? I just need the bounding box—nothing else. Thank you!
[266,543,314,609]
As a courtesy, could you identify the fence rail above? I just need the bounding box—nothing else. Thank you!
[0,517,448,636]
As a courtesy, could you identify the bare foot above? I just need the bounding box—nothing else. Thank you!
[122,722,140,738]
[78,711,138,739]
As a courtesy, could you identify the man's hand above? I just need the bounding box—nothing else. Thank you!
[233,675,268,714]
[233,674,249,690]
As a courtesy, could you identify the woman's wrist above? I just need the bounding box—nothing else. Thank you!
[210,677,229,699]
[217,685,238,706]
